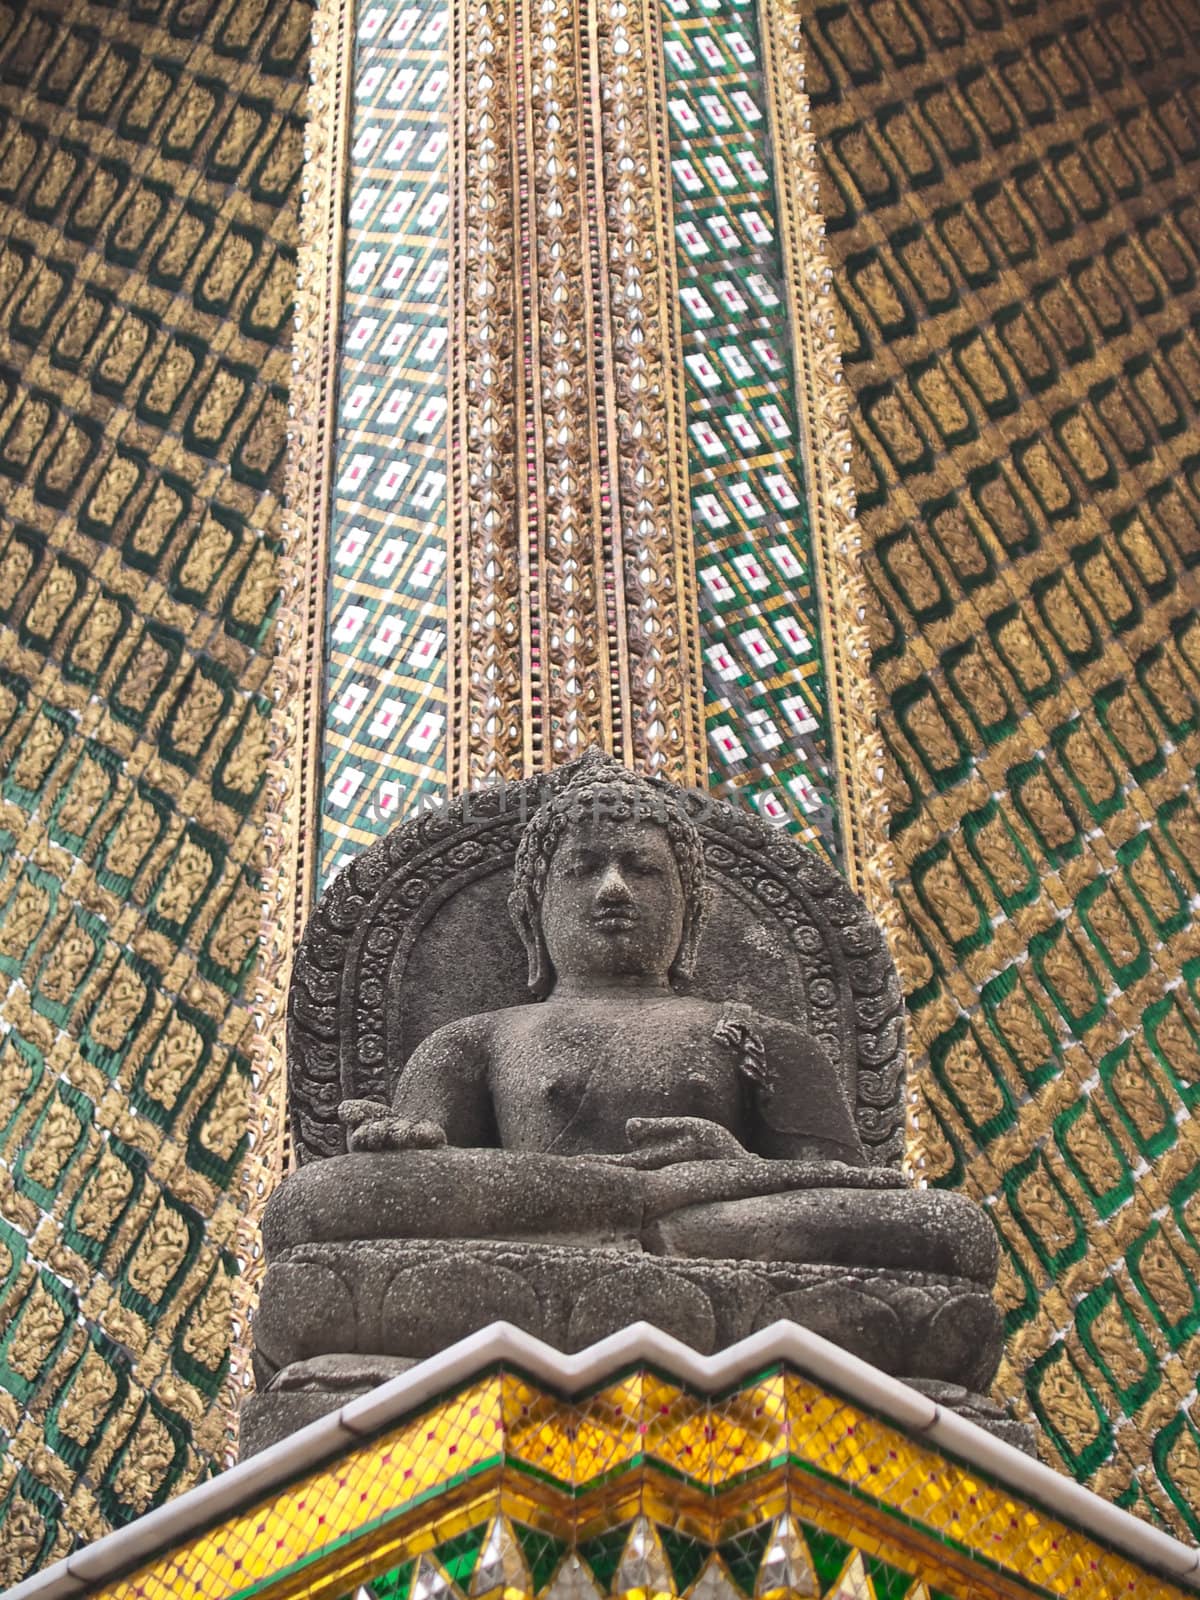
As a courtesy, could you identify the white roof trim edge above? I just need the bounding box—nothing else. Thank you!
[8,1318,1199,1600]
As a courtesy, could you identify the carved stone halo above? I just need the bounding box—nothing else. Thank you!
[286,751,906,1167]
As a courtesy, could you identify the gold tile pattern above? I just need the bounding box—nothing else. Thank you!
[7,0,1200,1587]
[0,0,306,1579]
[81,1364,1197,1600]
[804,0,1200,1536]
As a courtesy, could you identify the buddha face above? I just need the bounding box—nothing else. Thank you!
[539,815,686,989]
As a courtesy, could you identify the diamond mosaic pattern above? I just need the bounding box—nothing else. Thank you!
[80,1364,1193,1600]
[661,0,840,858]
[319,0,450,890]
[351,1512,939,1600]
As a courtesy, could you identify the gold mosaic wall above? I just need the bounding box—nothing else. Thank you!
[8,0,1200,1582]
[0,0,306,1582]
[807,0,1200,1538]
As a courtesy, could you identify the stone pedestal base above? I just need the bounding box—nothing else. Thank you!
[254,1239,1002,1386]
[241,1389,349,1455]
[244,1236,1033,1454]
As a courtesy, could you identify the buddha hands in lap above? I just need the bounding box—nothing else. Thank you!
[340,763,872,1185]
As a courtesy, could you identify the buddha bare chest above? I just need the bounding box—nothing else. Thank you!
[486,1000,743,1154]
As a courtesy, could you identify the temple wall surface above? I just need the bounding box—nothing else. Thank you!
[807,0,1200,1535]
[0,0,307,1580]
[3,0,1200,1584]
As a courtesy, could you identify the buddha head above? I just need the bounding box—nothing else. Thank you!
[509,752,708,997]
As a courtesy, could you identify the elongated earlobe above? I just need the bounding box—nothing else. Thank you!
[526,926,553,997]
[508,892,554,997]
[669,923,697,987]
[669,886,709,988]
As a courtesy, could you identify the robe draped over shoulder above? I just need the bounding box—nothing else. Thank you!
[712,1000,866,1167]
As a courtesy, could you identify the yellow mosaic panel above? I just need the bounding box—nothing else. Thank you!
[83,1365,1193,1600]
[0,0,306,1580]
[804,0,1200,1536]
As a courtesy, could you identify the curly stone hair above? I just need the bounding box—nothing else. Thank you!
[508,749,709,997]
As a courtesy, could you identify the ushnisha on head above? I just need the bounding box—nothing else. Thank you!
[508,750,709,998]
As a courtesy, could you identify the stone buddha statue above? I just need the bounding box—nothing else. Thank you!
[246,752,1021,1454]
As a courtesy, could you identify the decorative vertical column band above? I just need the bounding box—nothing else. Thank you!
[446,0,705,789]
[273,0,893,1002]
[523,0,612,768]
[448,0,527,786]
[594,0,704,780]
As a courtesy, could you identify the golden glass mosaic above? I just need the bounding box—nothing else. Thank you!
[806,0,1200,1538]
[0,0,306,1579]
[79,1364,1194,1600]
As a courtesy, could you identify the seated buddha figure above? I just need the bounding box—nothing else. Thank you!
[324,760,993,1282]
[251,752,1010,1455]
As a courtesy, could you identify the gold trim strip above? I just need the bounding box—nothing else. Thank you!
[235,0,355,1435]
[446,0,703,785]
[524,0,614,764]
[759,0,892,911]
[648,0,706,791]
[584,0,633,770]
[595,0,705,786]
[450,0,528,788]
